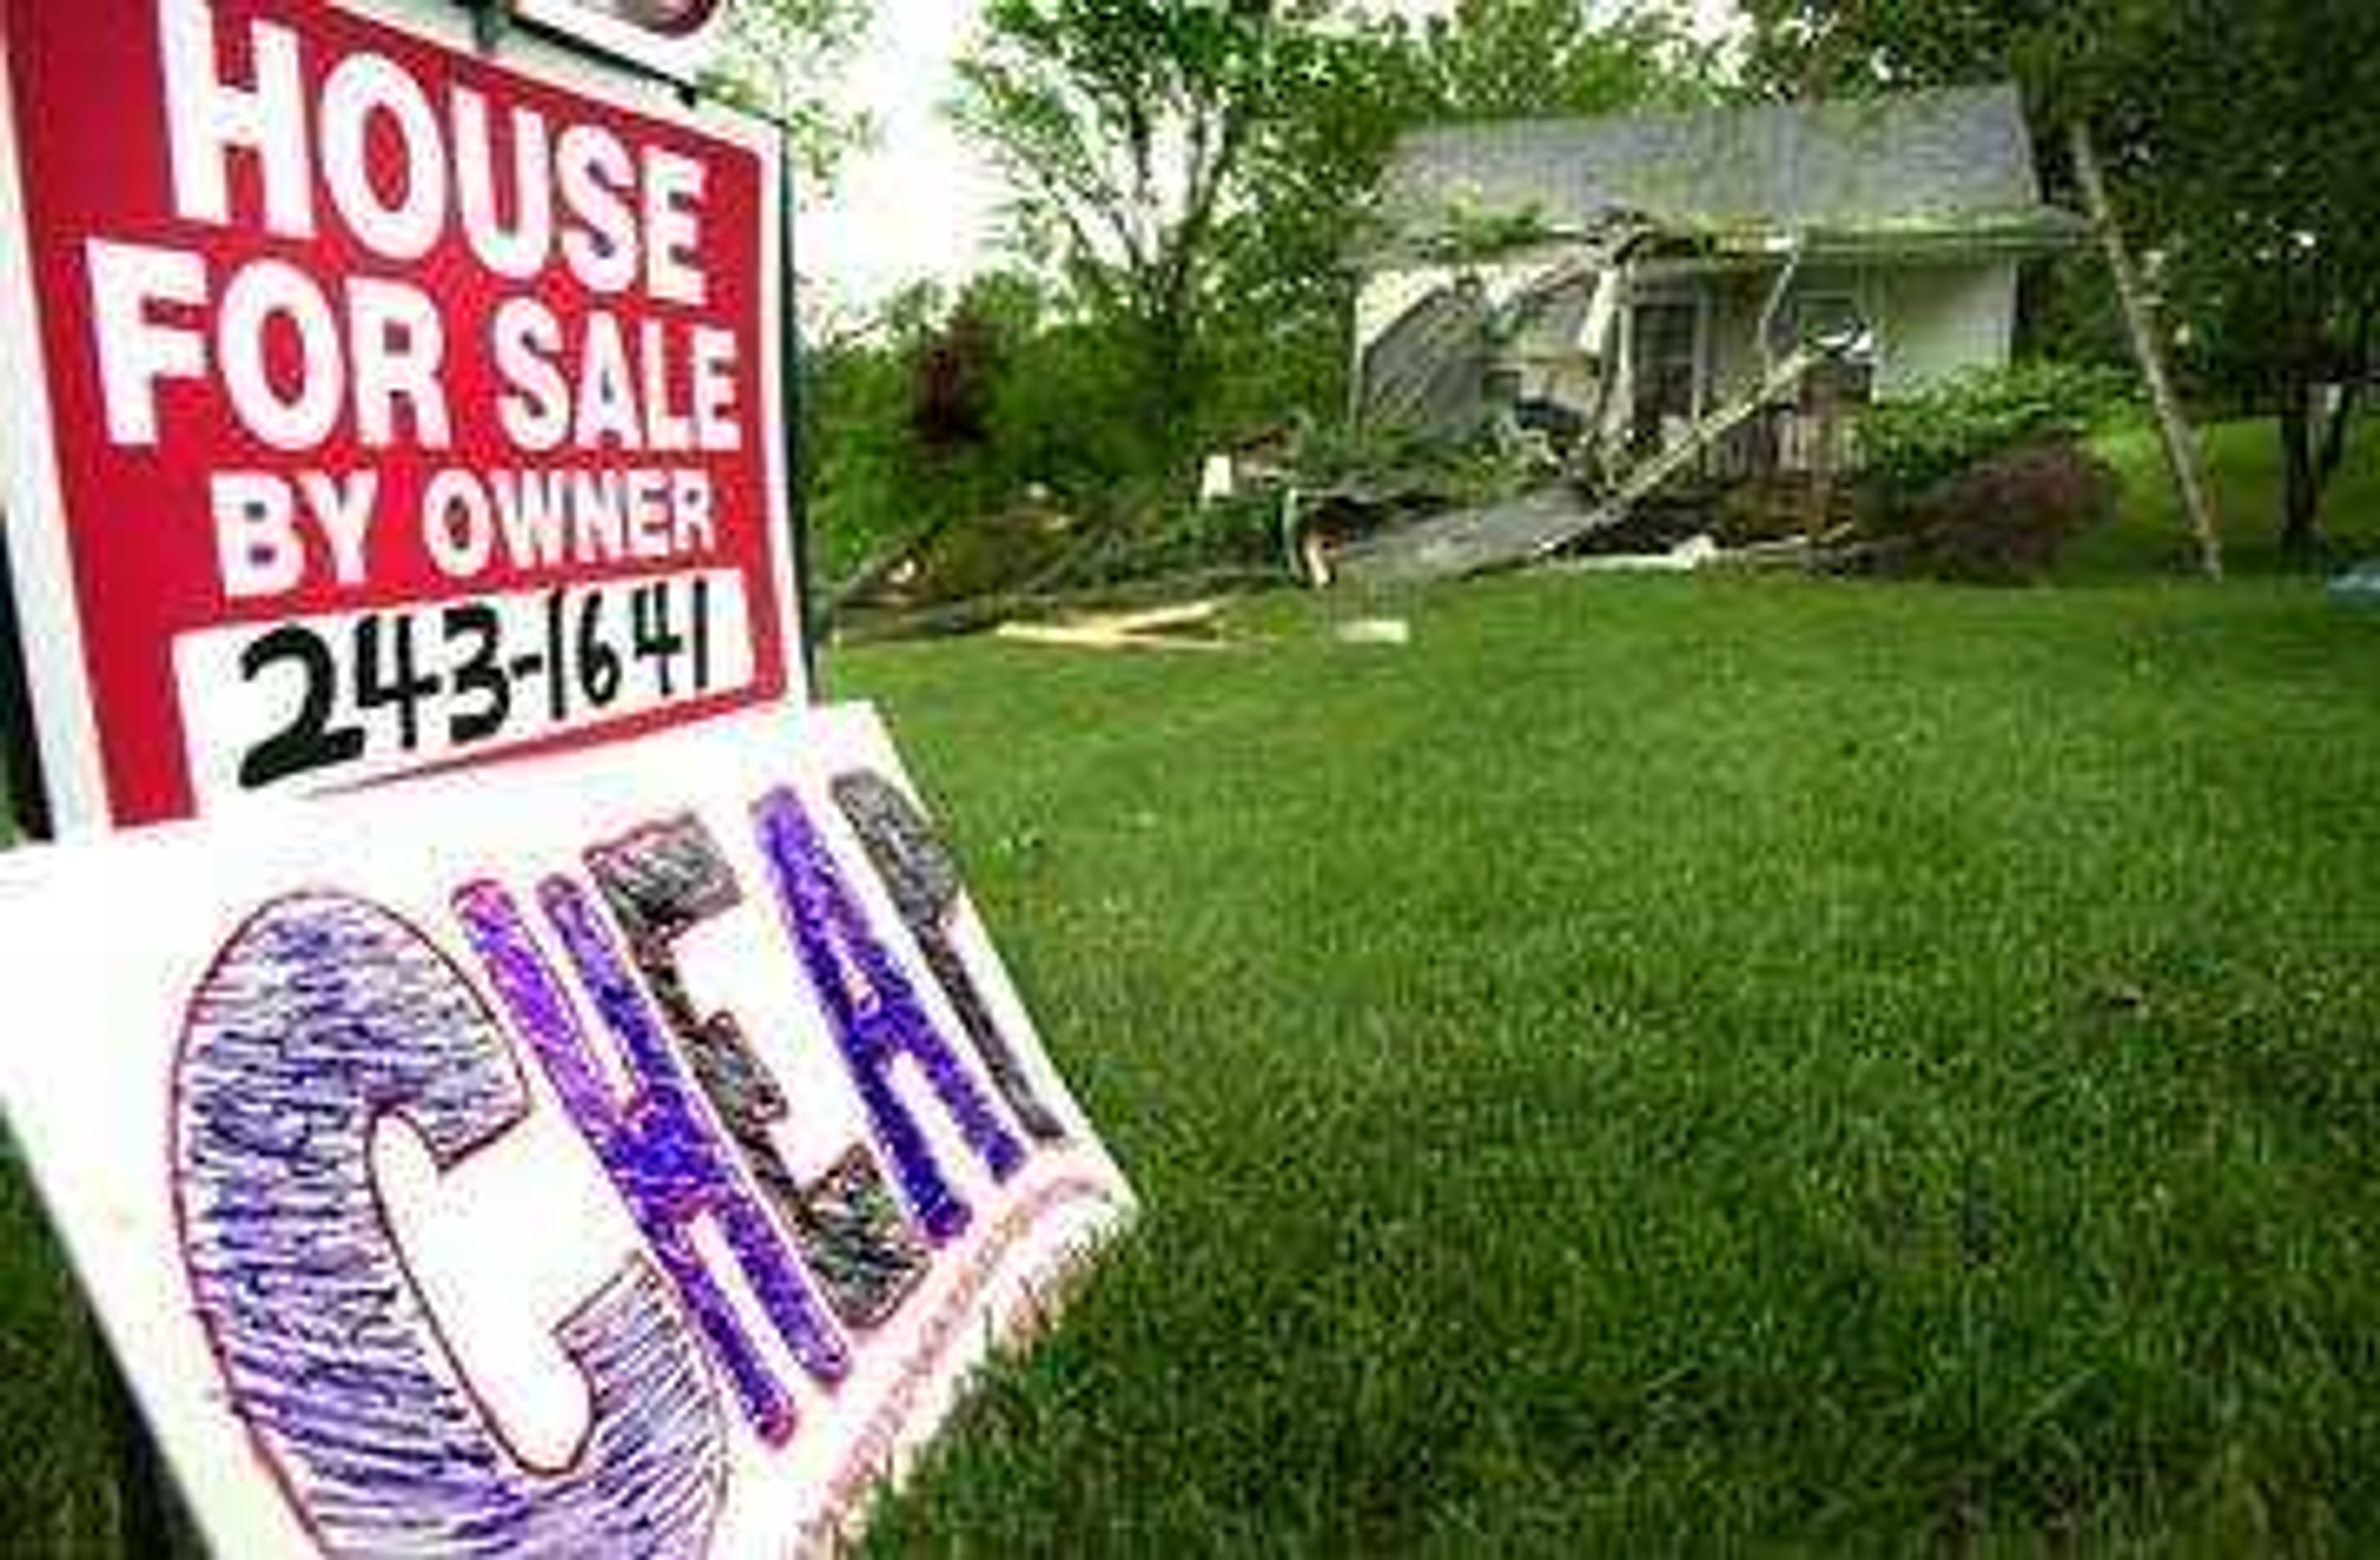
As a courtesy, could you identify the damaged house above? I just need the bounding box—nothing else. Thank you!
[1353,84,2087,496]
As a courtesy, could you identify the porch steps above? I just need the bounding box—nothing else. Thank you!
[1333,346,1817,587]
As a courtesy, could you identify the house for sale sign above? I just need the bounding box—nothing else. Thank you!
[0,0,803,829]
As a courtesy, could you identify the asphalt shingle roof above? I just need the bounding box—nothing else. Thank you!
[1377,84,2059,241]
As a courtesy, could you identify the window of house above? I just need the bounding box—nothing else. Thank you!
[1628,298,1701,452]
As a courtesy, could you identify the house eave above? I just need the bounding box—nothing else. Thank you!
[1724,213,2092,262]
[1349,208,2091,275]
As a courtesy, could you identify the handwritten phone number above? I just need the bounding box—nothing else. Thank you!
[221,572,746,791]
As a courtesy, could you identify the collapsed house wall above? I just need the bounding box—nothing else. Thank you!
[1352,241,1624,442]
[1352,84,2076,457]
[1355,249,2024,468]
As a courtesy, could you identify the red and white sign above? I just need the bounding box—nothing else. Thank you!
[0,0,803,829]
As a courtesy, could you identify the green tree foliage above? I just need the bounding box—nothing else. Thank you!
[1393,0,1716,121]
[954,1,1318,456]
[1737,0,2092,110]
[2126,0,2380,551]
[710,0,874,182]
[803,275,1158,589]
[1739,0,2380,552]
[1859,360,2133,511]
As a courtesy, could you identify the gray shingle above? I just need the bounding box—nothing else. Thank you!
[1377,84,2055,240]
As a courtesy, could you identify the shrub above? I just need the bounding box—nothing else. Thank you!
[1859,361,2136,513]
[1887,439,2118,584]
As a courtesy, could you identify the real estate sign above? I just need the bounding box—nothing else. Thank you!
[0,703,1136,1554]
[0,0,803,828]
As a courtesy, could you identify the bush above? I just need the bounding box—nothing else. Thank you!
[1859,361,2136,514]
[1885,439,2118,584]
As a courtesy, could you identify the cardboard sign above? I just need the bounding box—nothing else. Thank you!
[0,0,802,829]
[0,703,1135,1554]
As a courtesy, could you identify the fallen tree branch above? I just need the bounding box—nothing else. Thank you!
[827,513,959,610]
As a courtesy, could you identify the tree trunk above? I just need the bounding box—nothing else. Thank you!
[2069,121,2224,580]
[2280,372,2321,555]
[2317,301,2374,487]
[2318,380,2361,489]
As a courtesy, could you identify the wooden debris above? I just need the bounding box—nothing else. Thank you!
[1330,346,1818,587]
[831,570,1276,645]
[992,599,1232,653]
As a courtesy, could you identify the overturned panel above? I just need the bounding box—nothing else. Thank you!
[1357,280,1497,441]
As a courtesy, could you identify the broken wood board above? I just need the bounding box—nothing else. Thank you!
[993,600,1232,653]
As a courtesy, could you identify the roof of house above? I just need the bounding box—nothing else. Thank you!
[1370,84,2086,260]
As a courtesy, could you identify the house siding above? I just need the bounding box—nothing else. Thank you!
[1353,255,2021,450]
[1872,262,2017,397]
[1649,260,2017,410]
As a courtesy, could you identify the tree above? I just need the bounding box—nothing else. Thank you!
[1393,0,1712,121]
[2124,0,2380,553]
[802,273,1157,593]
[954,1,1315,456]
[710,0,875,183]
[1739,0,2226,575]
[1744,0,2380,560]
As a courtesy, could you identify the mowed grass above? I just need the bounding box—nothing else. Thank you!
[0,1120,120,1553]
[2066,416,2380,581]
[4,423,2378,1552]
[833,571,2380,1553]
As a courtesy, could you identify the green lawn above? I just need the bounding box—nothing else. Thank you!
[6,428,2380,1552]
[2064,416,2380,581]
[832,571,2380,1553]
[0,1118,120,1553]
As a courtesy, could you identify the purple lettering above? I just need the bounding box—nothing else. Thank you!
[586,816,928,1329]
[754,788,1026,1244]
[174,892,723,1554]
[830,770,1067,1144]
[455,878,850,1447]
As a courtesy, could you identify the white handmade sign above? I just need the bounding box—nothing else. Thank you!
[0,703,1134,1555]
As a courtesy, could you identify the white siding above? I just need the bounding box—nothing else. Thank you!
[1354,255,2024,427]
[1873,262,2017,397]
